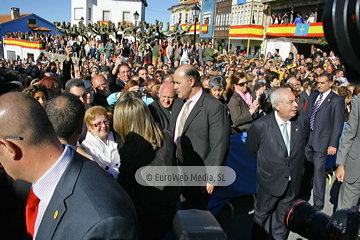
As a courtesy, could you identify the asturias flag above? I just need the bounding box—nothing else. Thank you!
[294,23,310,36]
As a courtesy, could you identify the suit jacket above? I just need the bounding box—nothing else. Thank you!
[298,90,310,114]
[169,91,231,167]
[245,112,309,197]
[227,91,254,132]
[336,96,360,184]
[198,47,205,66]
[305,90,345,152]
[149,99,172,130]
[35,150,140,240]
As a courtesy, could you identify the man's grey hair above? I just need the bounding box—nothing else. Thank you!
[270,88,291,108]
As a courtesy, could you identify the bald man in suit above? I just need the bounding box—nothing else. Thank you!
[0,92,139,240]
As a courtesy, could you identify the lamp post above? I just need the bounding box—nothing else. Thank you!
[192,4,200,52]
[133,11,139,26]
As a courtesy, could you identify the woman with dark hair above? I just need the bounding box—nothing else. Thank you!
[226,73,259,132]
[284,52,294,67]
[22,84,49,107]
[113,92,180,240]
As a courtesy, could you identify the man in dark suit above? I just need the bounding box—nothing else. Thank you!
[0,92,140,240]
[169,64,231,210]
[149,82,176,130]
[300,74,345,210]
[246,88,309,240]
[297,80,314,113]
[335,95,360,210]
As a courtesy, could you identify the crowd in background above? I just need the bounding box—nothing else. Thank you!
[0,31,358,239]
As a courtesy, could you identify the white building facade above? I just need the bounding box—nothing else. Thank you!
[71,0,148,26]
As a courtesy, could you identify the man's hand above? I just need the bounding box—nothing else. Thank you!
[65,46,73,61]
[206,183,214,194]
[335,165,345,182]
[115,55,123,66]
[328,146,337,155]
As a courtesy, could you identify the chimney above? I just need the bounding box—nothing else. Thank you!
[11,7,20,19]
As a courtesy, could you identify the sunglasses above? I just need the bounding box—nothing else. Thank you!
[236,82,247,87]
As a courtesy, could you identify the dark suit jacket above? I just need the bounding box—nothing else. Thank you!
[246,112,309,197]
[298,90,310,113]
[34,150,140,240]
[169,91,231,167]
[227,91,254,132]
[336,96,360,184]
[149,99,172,130]
[305,90,345,152]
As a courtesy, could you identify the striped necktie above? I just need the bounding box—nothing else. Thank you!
[310,93,323,130]
[176,100,192,163]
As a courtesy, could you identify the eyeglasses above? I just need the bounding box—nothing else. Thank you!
[235,82,247,87]
[4,136,23,140]
[155,75,162,78]
[93,120,109,127]
[281,99,299,105]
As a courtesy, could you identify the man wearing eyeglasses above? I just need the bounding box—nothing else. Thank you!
[246,88,309,240]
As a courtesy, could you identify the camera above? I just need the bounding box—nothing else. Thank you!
[285,200,360,240]
[323,0,360,86]
[138,87,147,94]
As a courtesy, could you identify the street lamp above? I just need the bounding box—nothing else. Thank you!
[192,4,201,51]
[133,11,139,26]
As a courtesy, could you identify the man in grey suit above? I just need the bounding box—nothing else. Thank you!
[299,74,345,210]
[246,88,309,240]
[0,92,140,240]
[335,95,360,210]
[198,41,206,66]
[170,64,231,210]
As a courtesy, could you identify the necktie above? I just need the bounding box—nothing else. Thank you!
[310,93,323,130]
[281,122,290,156]
[26,188,40,239]
[176,100,192,163]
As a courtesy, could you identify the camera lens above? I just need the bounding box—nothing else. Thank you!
[285,200,330,240]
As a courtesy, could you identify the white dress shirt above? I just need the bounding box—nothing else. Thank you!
[32,145,72,238]
[315,89,332,106]
[174,88,203,142]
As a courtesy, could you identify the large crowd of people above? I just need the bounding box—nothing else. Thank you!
[0,33,359,240]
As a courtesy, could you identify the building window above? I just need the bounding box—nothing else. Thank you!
[103,10,110,21]
[88,8,91,20]
[202,12,211,25]
[216,15,220,25]
[226,13,230,25]
[123,11,130,23]
[178,13,182,23]
[74,8,84,20]
[185,12,189,23]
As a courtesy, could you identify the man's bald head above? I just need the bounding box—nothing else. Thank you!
[159,82,176,109]
[0,92,57,146]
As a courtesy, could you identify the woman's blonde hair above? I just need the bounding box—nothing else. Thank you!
[113,92,163,151]
[84,106,108,130]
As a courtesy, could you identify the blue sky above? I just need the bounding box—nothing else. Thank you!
[1,0,179,25]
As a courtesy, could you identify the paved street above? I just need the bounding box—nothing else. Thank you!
[214,174,335,240]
